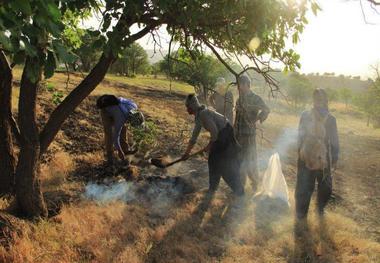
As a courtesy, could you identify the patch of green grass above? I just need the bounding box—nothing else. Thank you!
[130,120,158,151]
[106,74,194,94]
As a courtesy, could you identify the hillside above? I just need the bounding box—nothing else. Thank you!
[0,73,379,263]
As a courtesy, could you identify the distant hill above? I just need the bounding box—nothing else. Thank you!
[249,71,373,93]
[144,48,373,93]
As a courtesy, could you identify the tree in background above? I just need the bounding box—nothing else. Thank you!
[110,43,150,77]
[339,87,353,108]
[325,87,339,102]
[158,48,234,100]
[73,29,103,72]
[286,72,313,109]
[0,0,317,218]
[353,75,380,127]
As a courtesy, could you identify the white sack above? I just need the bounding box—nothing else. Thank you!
[257,152,290,206]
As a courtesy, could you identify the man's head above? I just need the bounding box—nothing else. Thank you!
[313,88,328,109]
[96,94,119,109]
[237,75,251,94]
[185,94,201,115]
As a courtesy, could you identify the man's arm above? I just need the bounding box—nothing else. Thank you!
[297,111,308,152]
[200,112,219,153]
[256,96,270,123]
[329,116,340,166]
[182,118,202,159]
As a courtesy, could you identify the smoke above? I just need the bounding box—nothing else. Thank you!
[84,176,190,216]
[273,127,298,157]
[258,127,298,170]
[85,181,137,203]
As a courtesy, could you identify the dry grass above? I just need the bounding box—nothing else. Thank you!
[2,72,379,262]
[40,152,74,191]
[3,202,151,263]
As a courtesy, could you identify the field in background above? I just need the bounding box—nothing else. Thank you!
[1,73,379,262]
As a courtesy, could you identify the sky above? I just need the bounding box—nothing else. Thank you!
[87,0,380,79]
[293,0,380,79]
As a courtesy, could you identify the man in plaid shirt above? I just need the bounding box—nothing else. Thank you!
[234,75,270,192]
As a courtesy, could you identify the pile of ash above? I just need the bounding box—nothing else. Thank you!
[84,173,195,215]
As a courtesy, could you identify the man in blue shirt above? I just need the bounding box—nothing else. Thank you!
[96,94,145,164]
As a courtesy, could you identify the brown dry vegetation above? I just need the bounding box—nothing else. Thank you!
[0,71,379,262]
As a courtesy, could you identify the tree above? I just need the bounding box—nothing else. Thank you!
[339,87,353,108]
[325,88,339,102]
[159,48,233,99]
[74,29,103,72]
[0,0,317,218]
[110,43,150,77]
[286,72,314,109]
[354,75,380,127]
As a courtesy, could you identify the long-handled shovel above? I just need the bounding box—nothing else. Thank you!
[150,149,204,168]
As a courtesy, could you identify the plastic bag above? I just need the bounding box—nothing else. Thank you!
[256,152,290,207]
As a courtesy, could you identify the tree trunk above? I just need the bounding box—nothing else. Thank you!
[39,53,116,154]
[0,51,15,195]
[15,56,47,218]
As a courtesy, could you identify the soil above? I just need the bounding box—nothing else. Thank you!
[33,76,380,244]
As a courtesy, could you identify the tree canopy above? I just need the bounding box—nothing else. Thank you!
[158,48,238,97]
[286,72,313,109]
[109,43,150,76]
[0,0,319,218]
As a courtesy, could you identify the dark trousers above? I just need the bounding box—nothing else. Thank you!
[295,160,332,219]
[208,124,244,196]
[236,134,259,190]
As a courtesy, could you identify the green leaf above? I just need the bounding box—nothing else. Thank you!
[21,37,38,57]
[92,36,106,49]
[0,31,11,50]
[311,2,321,16]
[44,51,56,79]
[102,15,111,32]
[12,50,25,64]
[46,2,61,21]
[11,0,32,15]
[53,40,76,63]
[10,35,20,51]
[88,30,101,37]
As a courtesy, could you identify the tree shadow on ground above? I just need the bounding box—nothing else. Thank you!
[290,216,339,263]
[144,190,249,263]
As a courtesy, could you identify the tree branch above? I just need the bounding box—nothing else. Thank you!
[202,39,238,77]
[39,22,160,154]
[366,0,380,5]
[9,114,21,145]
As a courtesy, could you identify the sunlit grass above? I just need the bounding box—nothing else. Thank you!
[105,74,195,94]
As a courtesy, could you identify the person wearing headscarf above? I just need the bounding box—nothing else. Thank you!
[182,94,244,196]
[295,88,339,220]
[96,94,145,164]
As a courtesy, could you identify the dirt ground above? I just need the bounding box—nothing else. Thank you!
[1,73,379,262]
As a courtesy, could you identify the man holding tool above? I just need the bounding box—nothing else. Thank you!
[181,94,244,196]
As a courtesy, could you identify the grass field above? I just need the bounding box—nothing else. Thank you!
[1,72,379,263]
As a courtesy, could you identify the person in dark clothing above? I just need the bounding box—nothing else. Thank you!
[209,77,234,123]
[295,89,339,219]
[234,75,270,192]
[182,94,244,196]
[96,94,145,164]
